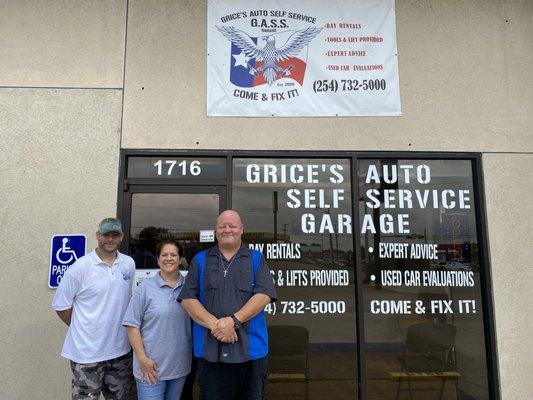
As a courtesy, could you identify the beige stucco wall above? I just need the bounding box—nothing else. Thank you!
[0,89,123,398]
[0,0,531,399]
[121,0,531,152]
[0,5,126,394]
[483,153,533,400]
[0,0,127,88]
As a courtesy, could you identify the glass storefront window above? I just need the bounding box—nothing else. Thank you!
[358,159,489,400]
[233,158,357,400]
[119,152,497,400]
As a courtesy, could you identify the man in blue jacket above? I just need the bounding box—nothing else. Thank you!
[179,210,277,400]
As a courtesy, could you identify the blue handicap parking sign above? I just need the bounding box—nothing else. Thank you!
[49,234,87,288]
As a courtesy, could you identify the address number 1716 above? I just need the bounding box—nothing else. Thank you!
[153,160,202,176]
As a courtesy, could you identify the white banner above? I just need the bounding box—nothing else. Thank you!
[207,0,401,117]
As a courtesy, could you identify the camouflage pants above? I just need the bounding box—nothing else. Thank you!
[70,352,134,400]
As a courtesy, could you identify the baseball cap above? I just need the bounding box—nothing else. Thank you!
[98,218,123,234]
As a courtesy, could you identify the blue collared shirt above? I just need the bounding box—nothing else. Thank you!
[123,272,192,380]
[178,246,277,363]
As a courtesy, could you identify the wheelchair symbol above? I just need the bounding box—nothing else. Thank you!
[56,238,79,264]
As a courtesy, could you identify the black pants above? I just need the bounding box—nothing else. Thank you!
[179,357,197,400]
[198,357,267,400]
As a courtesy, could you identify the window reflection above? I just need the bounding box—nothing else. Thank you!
[358,159,489,400]
[233,158,357,400]
[129,193,220,269]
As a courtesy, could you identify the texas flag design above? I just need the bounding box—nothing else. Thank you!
[229,38,307,88]
[216,26,321,88]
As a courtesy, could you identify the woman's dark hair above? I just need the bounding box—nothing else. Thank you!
[155,240,183,258]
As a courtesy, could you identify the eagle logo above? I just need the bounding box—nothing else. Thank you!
[216,26,322,86]
[121,270,132,281]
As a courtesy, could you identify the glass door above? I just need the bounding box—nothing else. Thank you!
[121,186,226,274]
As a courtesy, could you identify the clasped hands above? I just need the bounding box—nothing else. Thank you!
[210,316,238,343]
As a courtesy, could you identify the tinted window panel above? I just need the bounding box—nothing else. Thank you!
[358,159,489,400]
[233,158,357,400]
[127,157,226,179]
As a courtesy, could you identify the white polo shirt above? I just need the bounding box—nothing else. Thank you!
[52,250,135,363]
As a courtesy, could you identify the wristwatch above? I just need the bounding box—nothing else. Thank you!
[231,314,242,330]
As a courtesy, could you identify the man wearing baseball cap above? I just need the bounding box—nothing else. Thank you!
[53,218,136,399]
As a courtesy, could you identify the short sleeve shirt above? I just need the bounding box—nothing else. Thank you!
[52,250,135,363]
[122,272,192,380]
[178,246,277,363]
